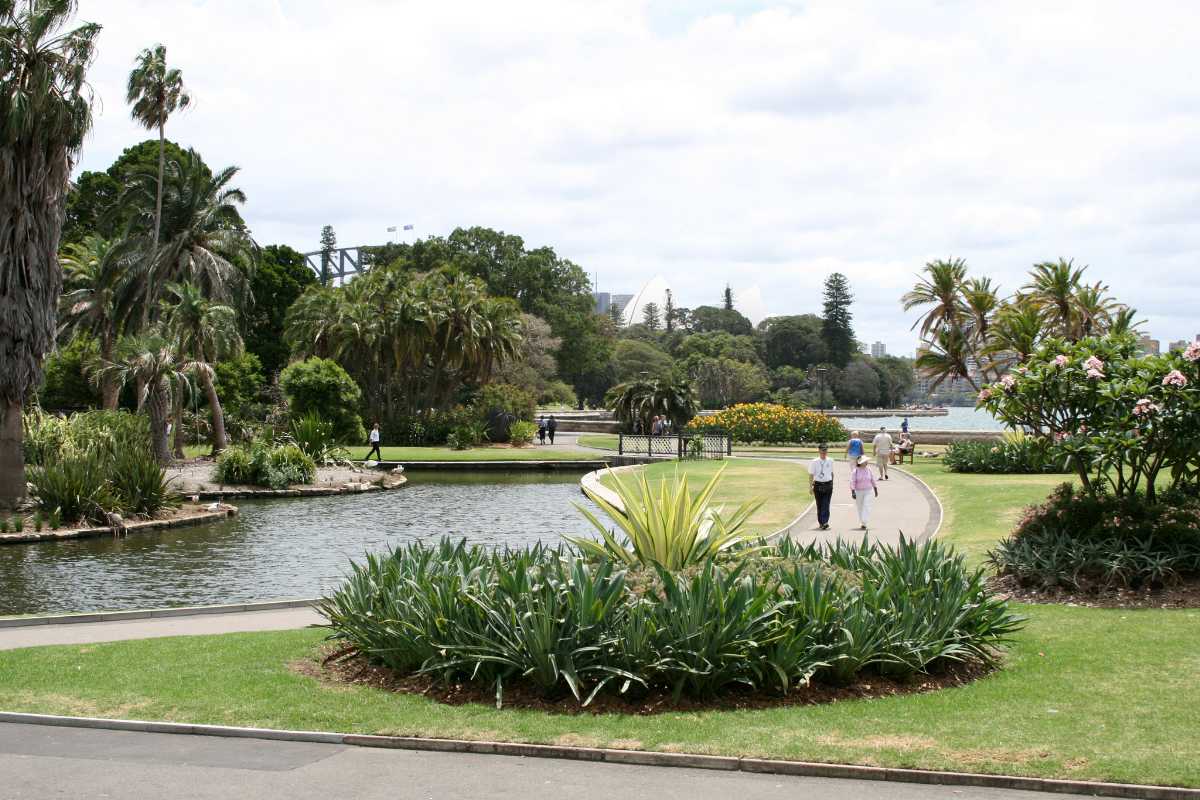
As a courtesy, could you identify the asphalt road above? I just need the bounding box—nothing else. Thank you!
[0,723,1083,800]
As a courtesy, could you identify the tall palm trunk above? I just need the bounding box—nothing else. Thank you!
[147,381,172,465]
[154,121,165,250]
[200,369,227,453]
[100,331,118,410]
[0,402,24,508]
[171,393,185,459]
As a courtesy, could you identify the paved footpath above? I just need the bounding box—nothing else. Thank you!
[0,607,324,651]
[0,722,1080,800]
[784,459,939,547]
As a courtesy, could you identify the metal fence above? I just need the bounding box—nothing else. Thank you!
[617,432,730,460]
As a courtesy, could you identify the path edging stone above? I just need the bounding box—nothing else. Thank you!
[0,712,1194,799]
[0,598,320,629]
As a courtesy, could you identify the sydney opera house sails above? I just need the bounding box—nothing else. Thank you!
[622,276,672,326]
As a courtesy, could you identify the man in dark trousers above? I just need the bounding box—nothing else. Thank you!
[547,415,557,444]
[807,442,835,531]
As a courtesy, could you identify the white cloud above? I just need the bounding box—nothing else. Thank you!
[74,0,1200,354]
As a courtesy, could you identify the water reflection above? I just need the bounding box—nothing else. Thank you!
[0,471,601,615]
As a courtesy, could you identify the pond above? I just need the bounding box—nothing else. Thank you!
[0,471,603,616]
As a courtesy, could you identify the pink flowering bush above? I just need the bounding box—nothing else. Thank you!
[978,333,1200,504]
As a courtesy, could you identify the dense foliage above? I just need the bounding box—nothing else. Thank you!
[943,435,1069,474]
[320,537,1022,706]
[212,441,316,489]
[606,377,698,432]
[988,484,1200,591]
[686,403,846,444]
[279,357,365,444]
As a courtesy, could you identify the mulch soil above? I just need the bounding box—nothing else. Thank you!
[989,574,1200,609]
[292,645,991,715]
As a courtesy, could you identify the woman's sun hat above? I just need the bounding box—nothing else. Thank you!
[856,455,870,466]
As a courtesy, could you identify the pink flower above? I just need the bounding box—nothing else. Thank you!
[1132,398,1160,417]
[978,388,993,401]
[1001,374,1016,391]
[1086,368,1104,379]
[1053,355,1069,368]
[1083,356,1105,378]
[1053,431,1068,442]
[1163,369,1188,387]
[1184,342,1200,362]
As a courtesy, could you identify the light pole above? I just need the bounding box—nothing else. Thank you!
[815,366,828,411]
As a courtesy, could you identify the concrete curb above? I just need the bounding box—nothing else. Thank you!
[0,712,1193,799]
[0,598,321,629]
[0,504,238,547]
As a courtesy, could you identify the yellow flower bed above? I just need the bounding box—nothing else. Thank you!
[686,403,847,444]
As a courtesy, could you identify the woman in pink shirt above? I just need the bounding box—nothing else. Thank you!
[850,454,879,530]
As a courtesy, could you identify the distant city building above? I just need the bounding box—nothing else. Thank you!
[870,341,887,358]
[611,293,634,317]
[591,291,634,318]
[1137,335,1161,356]
[1169,339,1190,353]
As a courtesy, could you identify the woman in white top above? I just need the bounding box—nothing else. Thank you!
[367,422,382,461]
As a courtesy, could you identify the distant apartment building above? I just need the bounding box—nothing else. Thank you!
[592,292,634,318]
[870,341,887,358]
[1168,335,1199,352]
[1137,335,1161,356]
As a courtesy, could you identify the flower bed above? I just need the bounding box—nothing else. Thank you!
[319,537,1022,707]
[686,403,846,445]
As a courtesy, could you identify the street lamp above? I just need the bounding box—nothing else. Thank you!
[815,367,828,411]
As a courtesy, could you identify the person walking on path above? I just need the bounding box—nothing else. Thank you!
[850,454,879,530]
[547,415,557,444]
[901,416,909,435]
[537,416,547,445]
[808,443,835,530]
[366,422,382,461]
[872,425,893,480]
[845,430,864,462]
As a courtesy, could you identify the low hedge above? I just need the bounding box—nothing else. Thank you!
[213,441,316,489]
[944,437,1069,474]
[686,403,846,444]
[320,537,1022,706]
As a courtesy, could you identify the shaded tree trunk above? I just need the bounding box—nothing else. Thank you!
[147,382,172,465]
[172,394,185,459]
[100,331,118,410]
[0,400,24,509]
[201,369,227,453]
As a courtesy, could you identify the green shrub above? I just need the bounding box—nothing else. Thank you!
[279,357,365,443]
[48,509,61,530]
[508,420,537,446]
[13,515,24,532]
[288,412,347,463]
[0,518,6,533]
[212,441,315,489]
[944,435,1068,474]
[538,380,577,408]
[23,408,151,468]
[988,483,1200,590]
[26,448,113,524]
[319,537,1023,706]
[38,334,101,410]
[109,448,180,517]
[686,403,846,444]
[447,420,488,450]
[471,383,535,443]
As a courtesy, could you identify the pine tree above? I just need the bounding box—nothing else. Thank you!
[608,303,623,324]
[821,272,855,367]
[663,290,676,333]
[319,225,337,286]
[723,284,734,311]
[642,302,661,331]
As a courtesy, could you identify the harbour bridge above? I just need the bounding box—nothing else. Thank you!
[302,246,369,282]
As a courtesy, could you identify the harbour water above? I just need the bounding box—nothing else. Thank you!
[835,406,1006,432]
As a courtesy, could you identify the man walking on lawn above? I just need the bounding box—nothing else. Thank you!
[872,425,893,480]
[808,443,835,530]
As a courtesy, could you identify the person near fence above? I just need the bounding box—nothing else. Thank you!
[547,415,557,444]
[537,416,547,445]
[808,443,835,531]
[367,422,382,461]
[850,454,879,530]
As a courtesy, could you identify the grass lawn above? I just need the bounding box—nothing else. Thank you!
[577,434,947,460]
[3,461,1198,788]
[598,458,810,534]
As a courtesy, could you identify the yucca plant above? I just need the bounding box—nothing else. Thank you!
[567,465,764,570]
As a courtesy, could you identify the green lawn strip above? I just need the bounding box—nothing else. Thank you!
[1,605,1196,788]
[343,445,601,462]
[597,458,809,534]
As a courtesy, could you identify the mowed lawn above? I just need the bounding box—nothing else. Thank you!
[1,461,1198,788]
[598,458,810,534]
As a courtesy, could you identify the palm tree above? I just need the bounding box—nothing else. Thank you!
[284,286,342,360]
[1024,259,1086,337]
[606,377,697,432]
[161,282,241,453]
[0,0,100,506]
[126,43,190,252]
[58,235,138,408]
[983,303,1043,369]
[1073,282,1119,338]
[914,327,979,393]
[902,258,968,338]
[121,149,253,328]
[98,335,189,465]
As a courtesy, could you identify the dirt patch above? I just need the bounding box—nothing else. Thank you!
[990,575,1200,609]
[290,647,992,716]
[945,746,1053,766]
[817,733,937,751]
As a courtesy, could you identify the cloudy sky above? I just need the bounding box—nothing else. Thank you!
[74,0,1200,355]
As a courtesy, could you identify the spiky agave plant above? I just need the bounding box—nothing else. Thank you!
[566,464,764,570]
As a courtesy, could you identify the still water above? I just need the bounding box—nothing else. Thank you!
[836,406,1006,432]
[0,471,601,616]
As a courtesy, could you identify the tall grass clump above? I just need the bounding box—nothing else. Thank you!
[319,536,1023,707]
[214,441,316,489]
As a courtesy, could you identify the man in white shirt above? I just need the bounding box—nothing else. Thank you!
[807,442,835,530]
[872,426,893,480]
